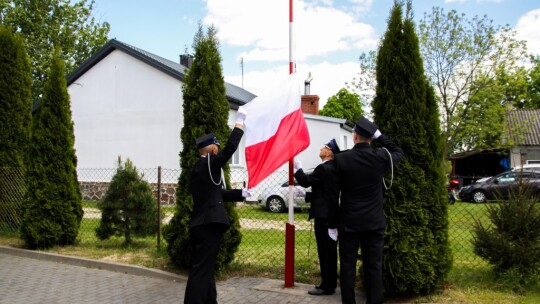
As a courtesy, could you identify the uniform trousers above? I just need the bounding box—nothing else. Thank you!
[314,217,338,291]
[339,228,384,304]
[184,224,224,304]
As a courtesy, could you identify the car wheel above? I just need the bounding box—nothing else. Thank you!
[472,190,487,203]
[267,196,285,213]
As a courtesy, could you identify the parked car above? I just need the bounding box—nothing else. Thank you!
[513,164,540,172]
[460,170,540,203]
[473,164,540,184]
[258,179,311,213]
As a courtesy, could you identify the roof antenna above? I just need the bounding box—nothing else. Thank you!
[240,57,244,88]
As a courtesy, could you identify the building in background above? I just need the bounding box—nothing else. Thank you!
[67,39,353,189]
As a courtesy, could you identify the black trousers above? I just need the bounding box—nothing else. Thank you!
[339,228,384,304]
[184,224,224,304]
[314,217,338,291]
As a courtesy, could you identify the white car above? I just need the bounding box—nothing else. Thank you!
[258,180,311,213]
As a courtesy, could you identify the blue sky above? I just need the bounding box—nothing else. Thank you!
[91,0,540,108]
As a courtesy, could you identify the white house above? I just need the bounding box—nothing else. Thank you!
[67,39,354,186]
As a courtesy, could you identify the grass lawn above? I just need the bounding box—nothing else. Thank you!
[1,200,539,303]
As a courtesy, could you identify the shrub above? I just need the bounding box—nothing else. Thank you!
[96,157,157,245]
[472,181,540,284]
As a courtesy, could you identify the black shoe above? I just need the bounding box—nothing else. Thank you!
[308,288,334,296]
[315,285,321,290]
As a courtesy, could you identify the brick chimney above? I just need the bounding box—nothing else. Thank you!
[301,95,319,115]
[180,54,193,68]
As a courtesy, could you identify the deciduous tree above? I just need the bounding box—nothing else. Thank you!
[319,88,364,123]
[418,6,527,156]
[0,0,109,103]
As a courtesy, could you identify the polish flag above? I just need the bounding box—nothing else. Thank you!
[240,72,310,188]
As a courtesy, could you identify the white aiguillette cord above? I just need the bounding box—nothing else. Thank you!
[207,153,225,190]
[382,147,393,190]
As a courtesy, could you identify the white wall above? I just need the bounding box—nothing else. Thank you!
[69,51,183,171]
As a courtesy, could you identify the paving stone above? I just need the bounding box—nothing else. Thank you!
[0,251,366,303]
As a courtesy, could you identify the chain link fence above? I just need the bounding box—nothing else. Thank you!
[0,167,25,232]
[1,166,488,275]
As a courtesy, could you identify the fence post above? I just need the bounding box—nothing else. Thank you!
[157,166,161,248]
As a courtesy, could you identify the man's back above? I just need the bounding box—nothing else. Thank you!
[334,135,404,232]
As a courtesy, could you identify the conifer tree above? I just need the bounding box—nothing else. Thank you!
[0,25,32,168]
[0,26,32,229]
[96,157,157,245]
[372,1,450,295]
[163,24,241,268]
[20,50,82,249]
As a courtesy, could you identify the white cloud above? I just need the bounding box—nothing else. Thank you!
[204,0,378,62]
[211,1,373,111]
[515,8,540,56]
[444,0,502,3]
[225,60,361,109]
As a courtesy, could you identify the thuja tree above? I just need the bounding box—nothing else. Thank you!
[20,51,83,249]
[372,1,450,295]
[163,24,241,269]
[96,157,157,245]
[0,26,32,229]
[0,25,32,168]
[473,183,540,286]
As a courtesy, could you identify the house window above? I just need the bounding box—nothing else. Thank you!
[343,135,348,149]
[231,149,240,166]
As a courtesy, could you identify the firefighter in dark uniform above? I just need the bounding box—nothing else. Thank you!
[184,110,252,304]
[330,116,404,304]
[293,139,340,296]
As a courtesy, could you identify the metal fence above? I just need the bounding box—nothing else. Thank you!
[1,166,488,275]
[0,167,25,232]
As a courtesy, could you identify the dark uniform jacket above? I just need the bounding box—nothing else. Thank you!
[331,134,404,232]
[294,160,339,220]
[189,127,244,230]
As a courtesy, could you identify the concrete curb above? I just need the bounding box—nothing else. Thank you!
[0,245,187,283]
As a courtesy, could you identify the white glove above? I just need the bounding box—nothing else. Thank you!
[242,188,254,198]
[293,158,302,171]
[328,229,338,241]
[294,187,306,197]
[373,129,382,139]
[236,107,247,125]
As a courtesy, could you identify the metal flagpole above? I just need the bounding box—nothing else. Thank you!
[284,0,295,288]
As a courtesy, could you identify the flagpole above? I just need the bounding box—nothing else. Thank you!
[284,0,295,288]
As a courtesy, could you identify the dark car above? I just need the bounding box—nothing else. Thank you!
[459,170,540,203]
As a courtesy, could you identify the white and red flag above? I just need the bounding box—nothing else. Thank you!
[240,72,310,188]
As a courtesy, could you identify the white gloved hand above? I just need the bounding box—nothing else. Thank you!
[328,229,338,241]
[242,188,254,198]
[373,129,382,139]
[294,187,306,197]
[236,107,247,125]
[293,158,302,171]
